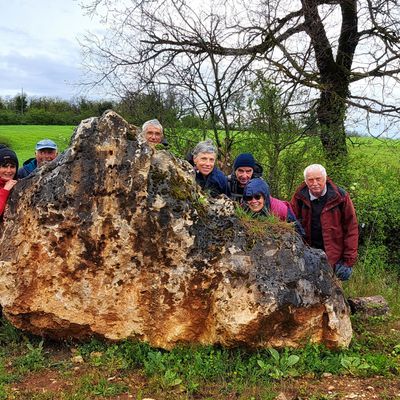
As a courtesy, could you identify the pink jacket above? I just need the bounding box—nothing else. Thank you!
[270,196,289,221]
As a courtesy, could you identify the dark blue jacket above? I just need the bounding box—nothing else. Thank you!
[195,168,230,198]
[18,158,37,179]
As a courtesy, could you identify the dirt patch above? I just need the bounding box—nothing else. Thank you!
[277,376,400,399]
[9,370,400,399]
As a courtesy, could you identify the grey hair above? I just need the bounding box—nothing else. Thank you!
[192,139,217,158]
[304,164,327,180]
[142,119,163,134]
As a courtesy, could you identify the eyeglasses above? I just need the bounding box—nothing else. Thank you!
[243,194,262,202]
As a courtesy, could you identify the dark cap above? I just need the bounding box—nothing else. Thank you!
[233,153,256,170]
[0,147,19,178]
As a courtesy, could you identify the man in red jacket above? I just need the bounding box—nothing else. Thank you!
[291,164,358,280]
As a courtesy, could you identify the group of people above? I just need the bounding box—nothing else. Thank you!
[143,120,358,282]
[1,119,358,282]
[0,139,58,221]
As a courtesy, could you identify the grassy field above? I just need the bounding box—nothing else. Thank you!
[2,124,399,168]
[0,125,75,163]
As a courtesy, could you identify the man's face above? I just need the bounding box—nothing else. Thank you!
[235,167,253,187]
[36,149,58,167]
[0,163,16,181]
[145,126,163,144]
[305,169,327,198]
[193,152,216,176]
[245,193,265,213]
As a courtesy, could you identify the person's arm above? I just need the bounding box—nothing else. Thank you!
[341,194,359,267]
[286,205,306,237]
[0,188,11,216]
[290,194,301,219]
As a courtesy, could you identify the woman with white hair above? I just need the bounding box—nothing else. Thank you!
[192,139,230,198]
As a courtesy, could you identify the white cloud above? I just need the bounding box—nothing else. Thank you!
[0,0,104,99]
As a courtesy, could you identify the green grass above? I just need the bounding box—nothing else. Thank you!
[0,125,75,163]
[0,321,398,399]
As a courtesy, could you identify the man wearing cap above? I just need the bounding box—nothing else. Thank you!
[18,139,58,179]
[228,153,263,202]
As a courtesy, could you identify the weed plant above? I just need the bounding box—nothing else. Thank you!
[72,337,400,395]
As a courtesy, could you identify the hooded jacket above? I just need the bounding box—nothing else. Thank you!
[242,178,305,236]
[290,178,358,267]
[18,157,37,179]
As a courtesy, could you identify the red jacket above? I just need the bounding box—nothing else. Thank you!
[290,178,358,267]
[0,177,11,218]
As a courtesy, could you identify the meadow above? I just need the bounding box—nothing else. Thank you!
[0,125,75,163]
[1,125,400,399]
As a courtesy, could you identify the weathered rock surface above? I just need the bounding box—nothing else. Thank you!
[0,111,352,349]
[348,295,390,317]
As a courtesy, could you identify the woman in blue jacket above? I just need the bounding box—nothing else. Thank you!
[192,140,230,198]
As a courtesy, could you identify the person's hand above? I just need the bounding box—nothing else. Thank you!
[3,180,17,191]
[334,263,353,281]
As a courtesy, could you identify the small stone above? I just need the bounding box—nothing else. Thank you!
[322,372,333,377]
[71,355,84,364]
[366,386,374,391]
[345,394,358,399]
[328,386,335,391]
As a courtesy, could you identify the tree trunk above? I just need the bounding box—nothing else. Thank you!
[317,89,348,162]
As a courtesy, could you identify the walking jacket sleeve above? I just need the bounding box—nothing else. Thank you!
[341,193,359,266]
[0,187,10,217]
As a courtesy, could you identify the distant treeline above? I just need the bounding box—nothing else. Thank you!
[0,92,201,128]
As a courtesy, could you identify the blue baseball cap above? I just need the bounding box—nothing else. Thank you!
[36,139,58,151]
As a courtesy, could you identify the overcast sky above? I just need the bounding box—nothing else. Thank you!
[0,0,103,100]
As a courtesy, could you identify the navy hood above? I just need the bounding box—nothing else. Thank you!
[243,178,270,199]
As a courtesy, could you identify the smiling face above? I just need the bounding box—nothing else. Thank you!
[235,167,254,187]
[244,193,265,213]
[305,169,327,198]
[144,125,163,144]
[0,163,17,181]
[36,149,58,167]
[193,152,216,176]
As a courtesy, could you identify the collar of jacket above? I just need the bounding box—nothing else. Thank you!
[298,178,343,208]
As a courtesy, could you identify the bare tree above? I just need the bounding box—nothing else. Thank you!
[80,0,400,164]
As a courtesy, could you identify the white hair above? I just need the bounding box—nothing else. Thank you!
[142,119,163,134]
[192,139,217,158]
[304,164,327,180]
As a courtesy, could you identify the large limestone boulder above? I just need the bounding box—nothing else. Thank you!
[0,111,352,349]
